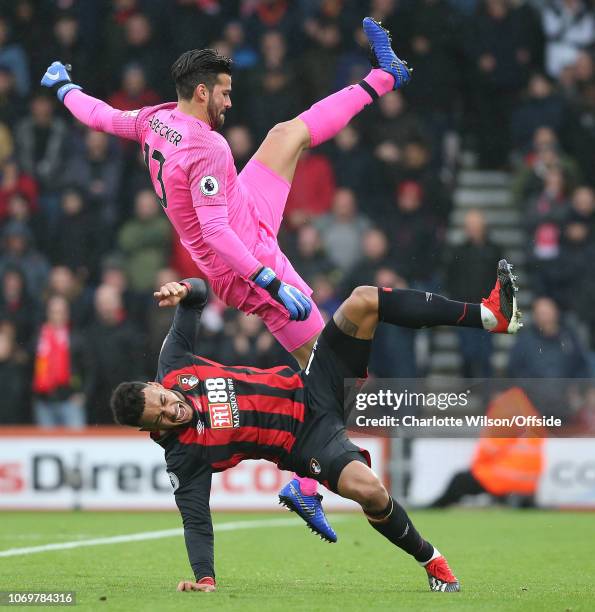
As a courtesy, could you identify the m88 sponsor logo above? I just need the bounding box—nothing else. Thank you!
[205,377,240,429]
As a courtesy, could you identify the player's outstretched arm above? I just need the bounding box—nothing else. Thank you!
[155,279,208,378]
[40,61,145,142]
[173,467,216,592]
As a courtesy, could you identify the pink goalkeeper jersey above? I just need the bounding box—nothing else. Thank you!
[65,91,264,279]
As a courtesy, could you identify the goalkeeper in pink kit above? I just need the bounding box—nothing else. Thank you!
[41,18,412,543]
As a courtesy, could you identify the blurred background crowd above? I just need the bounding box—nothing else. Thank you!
[0,0,594,426]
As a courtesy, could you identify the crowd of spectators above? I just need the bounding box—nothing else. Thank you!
[0,0,593,426]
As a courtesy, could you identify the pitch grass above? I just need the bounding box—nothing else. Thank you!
[1,510,593,611]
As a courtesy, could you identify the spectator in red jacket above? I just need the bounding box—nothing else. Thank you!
[32,294,85,428]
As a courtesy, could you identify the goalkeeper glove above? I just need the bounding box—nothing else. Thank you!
[40,61,82,102]
[253,267,312,322]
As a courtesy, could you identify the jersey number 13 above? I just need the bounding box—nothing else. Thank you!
[143,143,168,209]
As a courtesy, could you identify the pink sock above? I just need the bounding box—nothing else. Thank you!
[298,69,394,147]
[294,474,318,496]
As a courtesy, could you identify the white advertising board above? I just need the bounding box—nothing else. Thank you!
[0,429,387,511]
[536,439,595,508]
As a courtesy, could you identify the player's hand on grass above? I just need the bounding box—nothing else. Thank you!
[177,577,216,592]
[154,281,189,308]
[252,266,312,321]
[40,61,82,102]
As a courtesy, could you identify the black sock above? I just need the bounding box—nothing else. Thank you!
[378,288,482,329]
[367,497,434,563]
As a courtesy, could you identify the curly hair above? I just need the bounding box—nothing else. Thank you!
[171,49,232,100]
[110,381,147,426]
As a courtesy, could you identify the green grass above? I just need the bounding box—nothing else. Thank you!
[0,510,594,611]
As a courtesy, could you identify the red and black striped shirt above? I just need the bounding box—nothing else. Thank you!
[154,355,305,471]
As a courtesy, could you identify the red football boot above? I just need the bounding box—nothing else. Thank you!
[425,555,460,592]
[481,259,522,334]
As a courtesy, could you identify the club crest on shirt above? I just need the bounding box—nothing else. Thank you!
[310,458,322,475]
[200,175,219,196]
[177,374,199,390]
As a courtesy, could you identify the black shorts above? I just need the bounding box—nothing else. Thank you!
[285,319,372,492]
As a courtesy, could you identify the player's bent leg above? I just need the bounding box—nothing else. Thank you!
[252,118,311,184]
[337,460,461,593]
[333,286,380,340]
[252,71,390,185]
[377,259,522,334]
[252,18,411,185]
[336,459,389,514]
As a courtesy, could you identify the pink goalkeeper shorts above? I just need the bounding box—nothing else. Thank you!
[209,159,324,354]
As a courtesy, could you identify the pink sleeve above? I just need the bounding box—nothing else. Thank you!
[196,205,261,279]
[187,138,261,279]
[63,89,148,142]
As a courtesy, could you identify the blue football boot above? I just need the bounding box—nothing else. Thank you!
[363,17,412,89]
[279,479,337,543]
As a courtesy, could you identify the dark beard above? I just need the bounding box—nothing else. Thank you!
[208,101,225,131]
